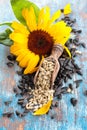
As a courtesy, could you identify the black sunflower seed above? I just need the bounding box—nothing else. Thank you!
[70,98,77,106]
[64,76,68,83]
[80,42,86,48]
[75,70,83,76]
[75,81,82,88]
[69,38,73,42]
[13,87,22,95]
[64,59,70,66]
[77,30,82,33]
[17,98,24,105]
[61,87,68,94]
[4,100,12,106]
[17,85,24,90]
[83,90,87,96]
[54,102,58,107]
[15,111,24,117]
[51,115,54,119]
[16,70,23,76]
[7,55,16,61]
[71,29,77,33]
[13,87,18,93]
[60,9,64,13]
[46,111,49,115]
[73,63,81,70]
[6,62,14,67]
[72,19,76,23]
[3,112,14,118]
[67,74,72,79]
[69,83,73,90]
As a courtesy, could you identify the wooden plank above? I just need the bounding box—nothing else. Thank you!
[0,0,87,130]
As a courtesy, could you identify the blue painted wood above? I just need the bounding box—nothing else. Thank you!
[0,0,87,130]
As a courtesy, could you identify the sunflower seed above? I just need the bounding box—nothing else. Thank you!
[75,50,82,55]
[77,30,82,33]
[6,62,14,67]
[70,98,77,106]
[3,112,14,118]
[83,90,87,96]
[15,111,24,117]
[4,100,12,106]
[7,55,16,61]
[80,42,86,48]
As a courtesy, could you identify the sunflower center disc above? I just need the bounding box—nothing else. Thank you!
[28,30,54,55]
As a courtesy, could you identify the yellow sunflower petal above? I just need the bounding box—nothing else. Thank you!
[28,55,44,73]
[47,21,67,41]
[47,20,66,35]
[16,54,27,62]
[33,97,52,115]
[22,8,27,20]
[64,46,71,58]
[38,6,50,30]
[11,21,29,35]
[10,45,24,56]
[9,32,28,44]
[64,4,72,15]
[10,43,27,51]
[28,66,39,73]
[19,51,33,67]
[49,10,61,24]
[22,7,37,32]
[47,20,72,45]
[24,54,40,74]
[16,49,29,62]
[11,49,27,56]
[58,27,72,45]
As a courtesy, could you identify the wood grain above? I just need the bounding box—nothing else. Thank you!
[0,0,87,130]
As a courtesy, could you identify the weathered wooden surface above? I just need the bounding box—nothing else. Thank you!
[0,0,87,130]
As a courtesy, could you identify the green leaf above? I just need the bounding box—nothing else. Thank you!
[0,22,12,27]
[0,28,13,46]
[10,0,40,25]
[0,39,13,46]
[5,28,12,34]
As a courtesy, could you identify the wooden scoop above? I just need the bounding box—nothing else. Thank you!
[34,44,63,89]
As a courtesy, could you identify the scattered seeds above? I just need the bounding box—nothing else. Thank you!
[16,70,23,76]
[15,111,24,117]
[69,83,73,90]
[2,112,14,118]
[80,42,86,48]
[7,54,16,61]
[57,94,62,100]
[75,50,82,55]
[6,62,14,67]
[51,115,54,119]
[70,98,78,106]
[77,30,82,33]
[83,90,87,96]
[4,100,12,106]
[74,79,82,88]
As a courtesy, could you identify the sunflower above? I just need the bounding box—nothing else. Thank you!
[9,4,72,74]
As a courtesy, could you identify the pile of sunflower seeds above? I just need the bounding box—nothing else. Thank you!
[35,58,55,89]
